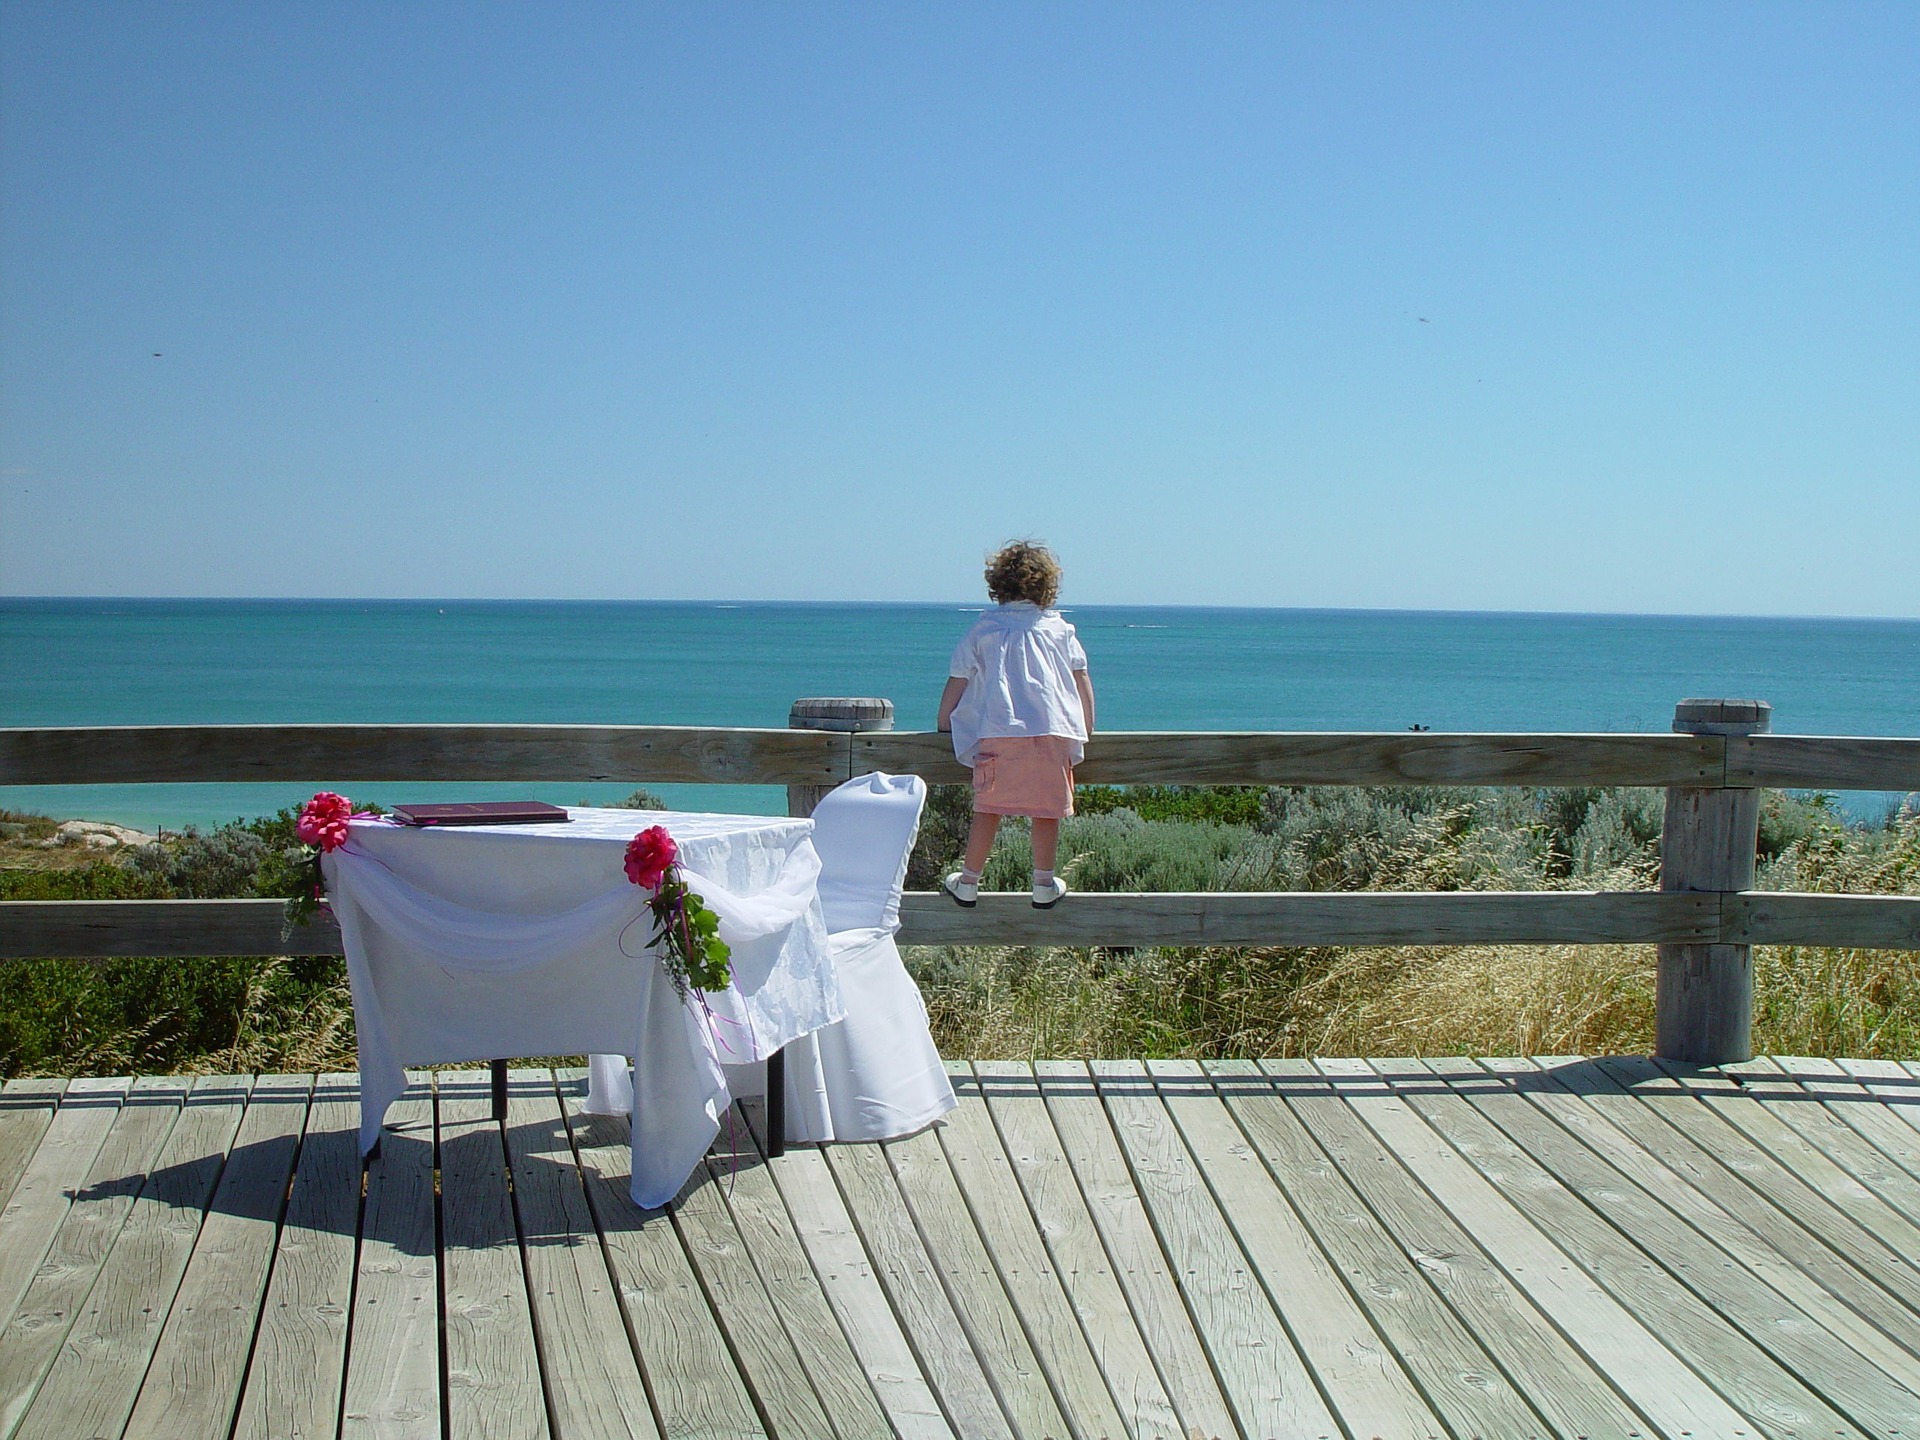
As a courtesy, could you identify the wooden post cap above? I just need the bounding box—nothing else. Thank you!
[788,698,895,733]
[1672,699,1772,736]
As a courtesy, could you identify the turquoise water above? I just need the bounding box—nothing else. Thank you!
[4,599,1916,831]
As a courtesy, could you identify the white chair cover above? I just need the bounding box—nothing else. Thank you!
[725,771,956,1142]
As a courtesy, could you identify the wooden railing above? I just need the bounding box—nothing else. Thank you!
[4,697,1917,1063]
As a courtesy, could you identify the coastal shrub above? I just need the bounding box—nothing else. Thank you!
[127,822,268,898]
[906,784,1270,890]
[1075,786,1266,827]
[618,788,667,810]
[1758,790,1842,862]
[905,784,974,890]
[1568,789,1664,879]
[0,811,59,843]
[1759,802,1919,894]
[904,782,1797,899]
[0,860,171,900]
[1054,813,1283,893]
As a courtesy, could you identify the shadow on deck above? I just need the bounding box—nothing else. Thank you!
[1,1055,1918,1439]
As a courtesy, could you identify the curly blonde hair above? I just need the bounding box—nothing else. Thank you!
[984,541,1062,608]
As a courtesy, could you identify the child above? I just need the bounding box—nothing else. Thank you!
[936,540,1096,908]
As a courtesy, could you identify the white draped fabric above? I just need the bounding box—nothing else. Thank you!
[324,808,840,1207]
[720,772,955,1142]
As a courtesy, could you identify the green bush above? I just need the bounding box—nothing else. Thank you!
[1075,785,1266,827]
[127,822,268,898]
[0,861,171,900]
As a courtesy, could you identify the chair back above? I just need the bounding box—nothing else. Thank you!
[808,771,926,934]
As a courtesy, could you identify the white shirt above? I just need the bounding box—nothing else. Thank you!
[947,603,1089,766]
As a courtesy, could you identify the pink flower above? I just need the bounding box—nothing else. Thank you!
[625,825,677,890]
[296,791,355,852]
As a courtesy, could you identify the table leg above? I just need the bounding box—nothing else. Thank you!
[765,1047,786,1158]
[491,1060,508,1122]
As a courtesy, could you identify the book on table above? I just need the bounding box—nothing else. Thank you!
[389,801,571,826]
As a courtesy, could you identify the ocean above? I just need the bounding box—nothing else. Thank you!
[4,599,1916,831]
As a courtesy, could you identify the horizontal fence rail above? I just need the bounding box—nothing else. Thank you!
[8,724,1920,792]
[858,731,1731,788]
[1726,735,1920,791]
[0,724,846,786]
[4,890,1916,957]
[6,702,1918,1066]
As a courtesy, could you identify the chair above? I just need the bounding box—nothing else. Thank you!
[726,770,956,1142]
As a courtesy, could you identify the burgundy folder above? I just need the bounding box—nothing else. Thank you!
[390,801,571,827]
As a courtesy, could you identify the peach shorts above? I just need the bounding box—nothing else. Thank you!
[971,736,1077,820]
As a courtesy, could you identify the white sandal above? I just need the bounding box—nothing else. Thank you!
[943,872,979,907]
[1031,876,1068,909]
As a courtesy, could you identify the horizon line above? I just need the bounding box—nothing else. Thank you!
[4,595,1918,626]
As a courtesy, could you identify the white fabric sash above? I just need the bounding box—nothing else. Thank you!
[326,840,822,977]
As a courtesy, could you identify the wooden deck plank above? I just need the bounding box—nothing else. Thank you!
[1374,1057,1860,1438]
[1736,1058,1920,1206]
[0,1078,129,1344]
[439,1073,550,1440]
[1769,1059,1920,1178]
[501,1070,660,1440]
[1090,1059,1341,1440]
[561,1076,768,1440]
[1657,1059,1920,1263]
[1836,1059,1920,1141]
[1027,1061,1239,1440]
[1317,1057,1757,1439]
[1428,1057,1920,1435]
[1146,1060,1446,1440]
[824,1138,1014,1440]
[1586,1055,1920,1357]
[1484,1058,1920,1390]
[0,1081,65,1219]
[7,1058,1919,1439]
[1629,1059,1920,1307]
[671,1122,843,1440]
[1259,1060,1652,1440]
[13,1075,252,1440]
[1204,1061,1551,1440]
[700,1123,895,1440]
[341,1074,441,1440]
[0,1075,185,1439]
[233,1072,366,1440]
[932,1067,1135,1440]
[122,1073,312,1440]
[772,1144,955,1440]
[971,1062,1193,1440]
[884,1124,1077,1440]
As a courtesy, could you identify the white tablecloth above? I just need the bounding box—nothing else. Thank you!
[324,808,841,1206]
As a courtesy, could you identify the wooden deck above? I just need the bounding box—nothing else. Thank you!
[1,1058,1918,1439]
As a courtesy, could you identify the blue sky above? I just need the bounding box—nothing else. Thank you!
[2,3,1915,615]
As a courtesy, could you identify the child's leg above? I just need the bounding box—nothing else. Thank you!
[1029,817,1060,875]
[962,811,1002,877]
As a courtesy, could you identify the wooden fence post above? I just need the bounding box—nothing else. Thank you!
[786,697,894,817]
[1656,697,1771,1063]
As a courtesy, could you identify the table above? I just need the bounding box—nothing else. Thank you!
[323,807,842,1207]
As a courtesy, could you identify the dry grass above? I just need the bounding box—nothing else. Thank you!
[914,942,1659,1060]
[177,958,360,1074]
[914,935,1917,1062]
